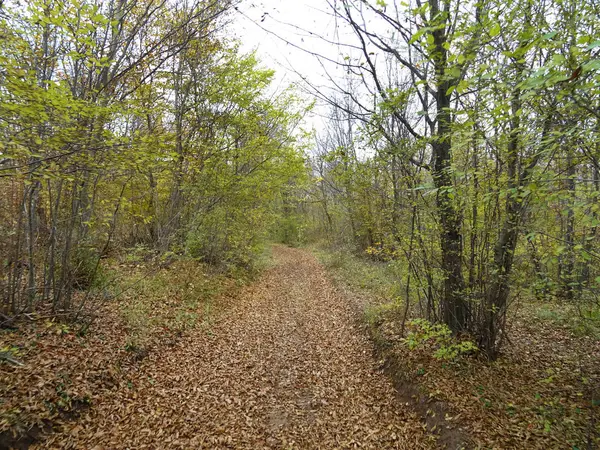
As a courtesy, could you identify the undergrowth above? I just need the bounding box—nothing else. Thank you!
[115,250,237,351]
[532,302,600,338]
[314,244,600,449]
[0,246,248,445]
[312,245,405,301]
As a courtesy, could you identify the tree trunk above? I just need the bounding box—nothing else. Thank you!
[431,10,467,332]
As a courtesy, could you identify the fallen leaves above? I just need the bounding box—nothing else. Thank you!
[2,246,435,449]
[350,291,600,449]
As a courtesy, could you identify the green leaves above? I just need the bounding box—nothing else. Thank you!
[445,66,462,80]
[446,79,470,96]
[583,59,600,72]
[404,319,478,361]
[587,40,600,50]
[489,23,501,38]
[408,27,428,45]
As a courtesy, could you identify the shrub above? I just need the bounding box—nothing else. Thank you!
[70,245,104,290]
[405,318,478,361]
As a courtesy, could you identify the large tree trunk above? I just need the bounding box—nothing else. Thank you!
[433,137,467,332]
[480,103,521,357]
[431,5,467,332]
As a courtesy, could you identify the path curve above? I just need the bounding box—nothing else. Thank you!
[42,246,432,449]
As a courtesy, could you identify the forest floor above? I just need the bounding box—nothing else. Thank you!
[2,246,449,449]
[317,247,600,449]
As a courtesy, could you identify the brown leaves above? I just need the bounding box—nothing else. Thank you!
[364,296,600,449]
[4,246,434,449]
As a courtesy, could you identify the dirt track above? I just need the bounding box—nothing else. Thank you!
[41,246,432,449]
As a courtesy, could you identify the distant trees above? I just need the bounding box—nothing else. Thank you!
[306,0,600,358]
[0,0,308,318]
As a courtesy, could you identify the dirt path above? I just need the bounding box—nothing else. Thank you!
[42,246,431,449]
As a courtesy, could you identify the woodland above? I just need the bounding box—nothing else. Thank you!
[1,0,599,448]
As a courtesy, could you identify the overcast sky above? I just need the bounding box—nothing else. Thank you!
[232,0,347,132]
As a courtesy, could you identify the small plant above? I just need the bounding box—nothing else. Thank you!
[404,318,478,360]
[44,320,71,336]
[364,301,403,326]
[125,244,154,264]
[124,341,140,353]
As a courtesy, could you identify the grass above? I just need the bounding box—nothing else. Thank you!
[115,242,278,345]
[312,245,406,301]
[115,254,235,351]
[531,301,600,338]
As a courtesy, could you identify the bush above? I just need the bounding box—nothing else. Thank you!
[185,206,265,272]
[273,215,306,247]
[70,245,104,290]
[405,319,478,361]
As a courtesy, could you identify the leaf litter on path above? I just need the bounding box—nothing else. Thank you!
[37,246,433,449]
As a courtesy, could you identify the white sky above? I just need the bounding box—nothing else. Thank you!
[232,0,347,133]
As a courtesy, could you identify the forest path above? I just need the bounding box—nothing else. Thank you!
[43,246,431,449]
